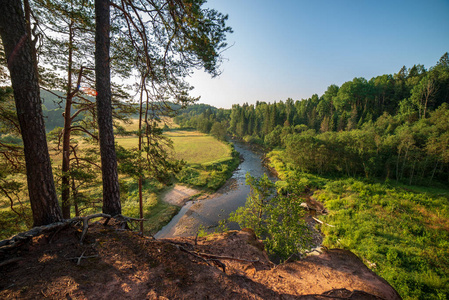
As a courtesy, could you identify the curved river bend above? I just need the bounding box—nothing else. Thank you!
[155,141,274,238]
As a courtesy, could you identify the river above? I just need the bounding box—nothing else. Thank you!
[155,141,275,238]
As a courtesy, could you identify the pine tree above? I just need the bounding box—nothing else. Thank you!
[0,0,62,226]
[95,0,121,216]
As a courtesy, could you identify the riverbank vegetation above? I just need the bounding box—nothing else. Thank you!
[0,114,237,238]
[173,54,449,299]
[229,173,313,261]
[268,151,448,299]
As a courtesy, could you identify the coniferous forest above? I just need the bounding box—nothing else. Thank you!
[176,54,449,185]
[0,0,448,298]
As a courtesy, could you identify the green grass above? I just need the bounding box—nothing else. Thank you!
[317,178,449,300]
[1,126,237,240]
[116,129,238,191]
[267,149,449,300]
[116,130,232,165]
[165,130,232,164]
[120,178,179,234]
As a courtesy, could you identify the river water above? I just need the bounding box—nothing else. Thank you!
[155,141,275,238]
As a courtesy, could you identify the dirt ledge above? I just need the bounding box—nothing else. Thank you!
[0,222,400,299]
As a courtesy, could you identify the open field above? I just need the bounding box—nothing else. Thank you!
[116,130,232,165]
[1,125,237,238]
[165,130,232,164]
[116,117,179,132]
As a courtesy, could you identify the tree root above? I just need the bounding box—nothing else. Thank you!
[72,213,112,244]
[66,249,99,265]
[0,257,23,267]
[169,241,259,274]
[0,213,148,253]
[195,252,260,263]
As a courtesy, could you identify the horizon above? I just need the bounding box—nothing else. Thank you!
[188,0,449,109]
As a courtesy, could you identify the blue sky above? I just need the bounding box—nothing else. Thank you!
[188,0,449,109]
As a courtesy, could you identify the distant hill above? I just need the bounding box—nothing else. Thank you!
[40,90,88,132]
[40,89,66,111]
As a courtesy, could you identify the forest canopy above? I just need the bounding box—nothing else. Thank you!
[175,52,449,185]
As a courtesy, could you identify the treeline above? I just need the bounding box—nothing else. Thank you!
[229,53,449,137]
[176,53,449,184]
[174,104,231,140]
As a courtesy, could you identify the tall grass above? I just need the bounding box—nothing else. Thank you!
[268,149,449,300]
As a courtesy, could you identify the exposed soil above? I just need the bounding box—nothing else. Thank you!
[0,220,401,299]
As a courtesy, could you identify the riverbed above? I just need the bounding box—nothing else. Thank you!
[155,141,275,238]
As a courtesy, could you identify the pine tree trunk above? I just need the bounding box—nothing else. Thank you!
[95,0,121,216]
[0,0,62,226]
[61,20,75,219]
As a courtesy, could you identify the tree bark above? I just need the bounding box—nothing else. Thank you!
[61,19,75,219]
[95,0,121,216]
[0,0,62,226]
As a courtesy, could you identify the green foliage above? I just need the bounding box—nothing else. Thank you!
[229,173,312,260]
[273,103,449,184]
[243,135,264,145]
[0,209,31,239]
[210,121,228,140]
[267,149,449,299]
[177,150,239,191]
[316,178,449,299]
[196,224,209,238]
[264,193,311,259]
[230,173,275,235]
[119,177,178,234]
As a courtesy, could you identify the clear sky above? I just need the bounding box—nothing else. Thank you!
[187,0,449,109]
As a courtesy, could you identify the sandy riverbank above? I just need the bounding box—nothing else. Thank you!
[161,184,201,207]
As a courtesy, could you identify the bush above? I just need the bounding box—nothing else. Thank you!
[229,173,312,261]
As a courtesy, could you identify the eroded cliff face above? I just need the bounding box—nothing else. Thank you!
[0,222,400,299]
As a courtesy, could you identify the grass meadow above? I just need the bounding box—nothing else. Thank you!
[117,130,232,165]
[267,149,449,300]
[0,120,236,238]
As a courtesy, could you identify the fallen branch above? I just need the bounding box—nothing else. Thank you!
[0,221,71,252]
[0,257,23,268]
[174,243,213,268]
[311,216,335,227]
[171,242,226,272]
[169,241,258,274]
[66,249,99,265]
[112,214,148,230]
[0,213,146,253]
[196,252,260,263]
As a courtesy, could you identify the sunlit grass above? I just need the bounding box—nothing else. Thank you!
[166,131,231,164]
[116,117,179,132]
[266,149,449,300]
[1,119,234,239]
[116,130,232,165]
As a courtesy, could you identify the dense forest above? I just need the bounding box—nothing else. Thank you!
[175,53,449,185]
